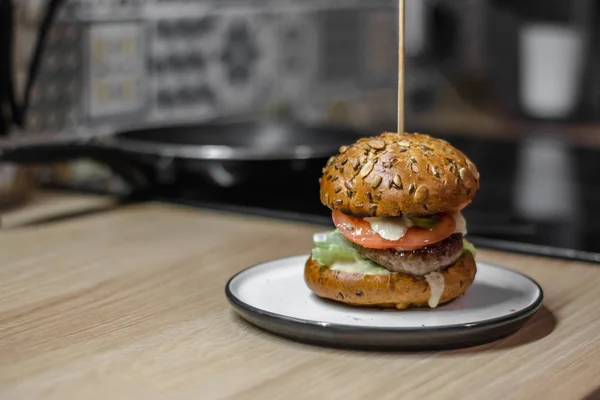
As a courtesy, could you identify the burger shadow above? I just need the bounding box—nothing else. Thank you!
[444,282,525,311]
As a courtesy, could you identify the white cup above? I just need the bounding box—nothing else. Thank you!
[519,24,584,119]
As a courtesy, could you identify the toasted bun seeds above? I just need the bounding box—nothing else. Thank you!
[319,132,480,217]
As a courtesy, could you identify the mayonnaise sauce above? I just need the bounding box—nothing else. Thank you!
[452,212,467,235]
[424,271,445,308]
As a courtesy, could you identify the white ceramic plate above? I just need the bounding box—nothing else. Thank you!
[226,254,543,350]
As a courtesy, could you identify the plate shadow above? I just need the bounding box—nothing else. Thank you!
[582,386,600,400]
[437,305,556,355]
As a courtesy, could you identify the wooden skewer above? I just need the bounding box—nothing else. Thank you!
[398,0,406,136]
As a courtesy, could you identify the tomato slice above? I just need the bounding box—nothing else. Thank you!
[332,210,456,251]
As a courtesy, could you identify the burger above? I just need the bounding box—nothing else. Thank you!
[305,132,480,309]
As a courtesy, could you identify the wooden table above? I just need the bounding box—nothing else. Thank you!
[0,195,599,400]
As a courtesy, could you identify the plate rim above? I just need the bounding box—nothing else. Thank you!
[225,254,544,333]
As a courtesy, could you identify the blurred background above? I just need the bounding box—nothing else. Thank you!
[1,0,599,261]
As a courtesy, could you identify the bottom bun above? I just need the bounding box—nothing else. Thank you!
[304,252,476,309]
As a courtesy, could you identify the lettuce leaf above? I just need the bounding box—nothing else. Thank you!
[311,230,361,266]
[311,230,393,274]
[408,215,438,229]
[462,239,476,257]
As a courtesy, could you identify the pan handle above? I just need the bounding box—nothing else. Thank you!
[0,140,155,195]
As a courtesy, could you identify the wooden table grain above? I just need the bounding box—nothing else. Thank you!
[0,198,598,400]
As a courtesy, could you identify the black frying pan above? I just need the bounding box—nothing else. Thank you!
[0,119,365,195]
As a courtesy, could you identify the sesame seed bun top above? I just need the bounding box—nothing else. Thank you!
[319,132,480,217]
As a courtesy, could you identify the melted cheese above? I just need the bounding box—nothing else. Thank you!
[329,260,391,275]
[425,271,445,308]
[452,212,467,235]
[364,217,414,241]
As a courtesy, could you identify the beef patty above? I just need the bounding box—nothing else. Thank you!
[357,234,464,276]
